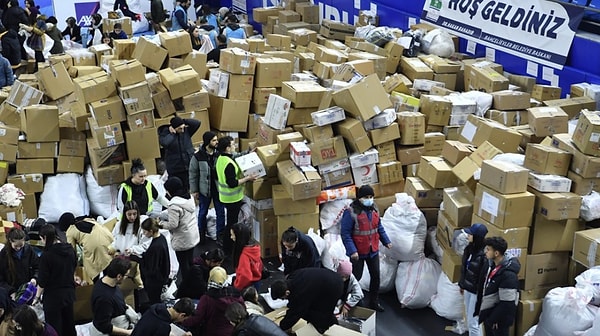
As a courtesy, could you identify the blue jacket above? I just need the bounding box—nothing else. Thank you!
[224,23,246,41]
[0,56,14,88]
[340,202,391,258]
[171,5,189,31]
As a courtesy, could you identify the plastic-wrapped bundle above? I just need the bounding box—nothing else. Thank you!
[400,29,425,57]
[453,231,469,257]
[421,29,455,57]
[379,193,427,262]
[581,191,600,222]
[358,249,398,293]
[576,266,600,306]
[582,305,600,335]
[85,166,119,219]
[321,233,349,271]
[533,287,598,336]
[459,91,493,117]
[320,199,353,232]
[430,273,464,321]
[395,258,441,309]
[365,26,395,47]
[39,173,90,222]
[492,153,526,167]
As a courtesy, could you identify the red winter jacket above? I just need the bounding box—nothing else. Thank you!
[234,244,263,290]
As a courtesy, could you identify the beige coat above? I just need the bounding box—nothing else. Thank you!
[160,196,199,251]
[67,219,114,281]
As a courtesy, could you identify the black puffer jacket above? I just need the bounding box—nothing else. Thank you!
[158,119,201,175]
[234,314,288,336]
[280,228,321,276]
[1,29,21,65]
[458,243,487,294]
[2,5,28,32]
[476,256,521,328]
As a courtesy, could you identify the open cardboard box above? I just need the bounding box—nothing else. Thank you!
[265,308,368,335]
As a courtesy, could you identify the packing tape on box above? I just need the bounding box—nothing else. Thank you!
[588,239,600,267]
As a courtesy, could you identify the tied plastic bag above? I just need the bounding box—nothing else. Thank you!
[575,266,600,306]
[307,228,326,256]
[365,26,395,47]
[581,191,600,222]
[379,193,426,261]
[0,183,25,207]
[533,287,598,336]
[453,230,469,257]
[421,29,455,57]
[430,273,464,321]
[39,174,90,223]
[85,166,119,219]
[582,304,600,335]
[395,258,441,309]
[358,249,398,293]
[320,199,353,232]
[321,233,349,271]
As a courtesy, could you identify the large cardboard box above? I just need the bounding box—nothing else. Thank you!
[417,156,459,189]
[73,72,117,104]
[246,177,279,200]
[256,144,288,177]
[516,300,543,336]
[159,30,193,57]
[338,306,376,336]
[253,7,281,23]
[126,110,155,131]
[376,161,403,185]
[89,118,124,148]
[93,164,125,186]
[119,81,154,114]
[486,109,528,127]
[404,177,443,208]
[0,125,19,145]
[443,186,474,227]
[544,96,596,119]
[464,62,509,92]
[89,95,126,127]
[16,158,54,174]
[320,19,356,41]
[479,160,529,194]
[0,102,21,129]
[524,252,569,290]
[533,191,582,220]
[251,208,278,258]
[375,141,397,163]
[255,57,292,88]
[400,57,434,81]
[182,91,210,112]
[17,142,57,159]
[6,81,43,109]
[368,122,401,146]
[133,36,168,71]
[235,152,266,179]
[524,143,571,176]
[424,132,445,156]
[263,94,291,130]
[57,155,85,173]
[109,59,145,87]
[567,170,600,195]
[124,128,161,159]
[572,111,600,156]
[459,115,522,153]
[0,143,17,162]
[332,74,392,121]
[397,112,425,145]
[20,105,59,142]
[7,174,44,194]
[532,84,561,101]
[277,160,321,200]
[272,184,317,216]
[549,133,600,178]
[219,48,257,75]
[208,95,250,132]
[308,136,347,166]
[87,140,126,169]
[437,210,463,249]
[527,106,569,137]
[281,81,326,108]
[36,61,74,100]
[473,183,535,229]
[528,172,572,193]
[441,140,475,165]
[158,65,201,100]
[396,145,426,165]
[573,228,600,267]
[492,90,531,110]
[441,247,463,282]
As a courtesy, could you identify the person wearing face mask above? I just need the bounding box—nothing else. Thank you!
[340,185,392,312]
[189,131,225,244]
[0,228,39,297]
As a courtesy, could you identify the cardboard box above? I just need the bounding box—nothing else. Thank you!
[479,160,529,194]
[549,133,600,178]
[208,95,250,132]
[281,81,326,108]
[443,186,474,227]
[158,65,201,100]
[473,183,535,229]
[524,252,569,290]
[122,159,157,177]
[262,94,291,130]
[109,59,145,87]
[6,81,43,108]
[338,307,376,336]
[89,95,126,127]
[516,299,543,336]
[7,174,44,194]
[0,102,21,129]
[73,72,117,104]
[572,111,600,156]
[251,207,278,257]
[0,125,19,145]
[255,57,292,88]
[404,177,444,208]
[527,106,568,137]
[219,48,257,75]
[277,160,321,200]
[277,132,303,153]
[182,91,210,112]
[459,115,522,153]
[21,105,59,142]
[290,141,311,167]
[492,90,531,110]
[118,81,154,115]
[0,143,17,163]
[272,184,317,216]
[56,155,84,173]
[530,216,583,254]
[320,19,356,41]
[21,193,37,220]
[133,36,168,71]
[437,210,463,249]
[351,163,378,187]
[524,144,571,176]
[419,95,452,127]
[311,106,345,127]
[86,140,126,170]
[0,203,23,224]
[302,125,333,144]
[16,158,54,174]
[573,228,600,267]
[396,145,426,165]
[348,149,379,168]
[126,110,155,131]
[256,144,288,177]
[245,176,279,201]
[544,97,596,119]
[567,170,600,195]
[375,141,396,163]
[17,142,57,159]
[533,191,582,220]
[417,156,459,189]
[532,84,561,101]
[124,128,160,159]
[308,136,347,166]
[159,30,193,57]
[400,57,434,81]
[235,152,267,179]
[376,161,403,185]
[36,61,74,100]
[527,172,572,193]
[89,118,124,148]
[423,132,445,156]
[441,247,463,283]
[486,109,529,127]
[368,122,401,146]
[397,112,425,145]
[93,164,125,186]
[464,62,509,92]
[332,74,392,121]
[441,140,474,165]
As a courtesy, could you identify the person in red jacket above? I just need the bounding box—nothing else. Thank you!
[231,223,263,291]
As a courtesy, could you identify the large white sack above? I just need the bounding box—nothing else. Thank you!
[581,191,600,222]
[421,29,455,58]
[576,266,600,306]
[85,166,119,219]
[320,199,353,232]
[582,305,600,335]
[534,287,598,336]
[39,174,90,223]
[430,273,464,321]
[321,233,349,271]
[525,326,537,336]
[380,193,427,262]
[395,258,441,309]
[358,249,398,294]
[146,174,167,218]
[307,228,326,256]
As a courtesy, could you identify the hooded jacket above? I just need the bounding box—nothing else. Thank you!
[459,243,488,294]
[0,244,39,294]
[2,5,27,32]
[189,146,219,198]
[182,286,244,336]
[158,119,201,175]
[45,23,64,54]
[233,244,262,290]
[159,196,200,251]
[476,256,521,327]
[66,219,114,281]
[341,273,364,310]
[224,23,246,40]
[38,242,77,293]
[1,29,21,65]
[341,202,391,258]
[281,228,321,276]
[233,314,288,336]
[131,303,172,336]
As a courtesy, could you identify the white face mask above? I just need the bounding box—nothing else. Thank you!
[360,198,374,207]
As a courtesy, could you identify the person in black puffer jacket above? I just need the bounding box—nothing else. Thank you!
[225,302,287,336]
[458,223,488,336]
[475,237,520,336]
[0,27,20,65]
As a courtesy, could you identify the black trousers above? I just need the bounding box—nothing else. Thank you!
[144,279,164,305]
[352,253,380,304]
[176,248,195,285]
[484,321,510,336]
[223,200,243,255]
[43,291,76,336]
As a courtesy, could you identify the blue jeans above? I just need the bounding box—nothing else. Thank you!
[198,193,225,236]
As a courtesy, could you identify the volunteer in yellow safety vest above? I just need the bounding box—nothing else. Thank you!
[118,158,169,216]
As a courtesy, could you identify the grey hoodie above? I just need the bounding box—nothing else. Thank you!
[159,196,199,251]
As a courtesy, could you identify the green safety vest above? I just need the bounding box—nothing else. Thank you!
[120,181,154,213]
[216,155,244,204]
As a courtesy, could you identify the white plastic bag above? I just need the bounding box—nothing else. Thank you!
[576,266,600,306]
[581,191,600,222]
[430,273,465,321]
[421,29,455,57]
[85,166,119,219]
[321,233,349,271]
[39,173,90,223]
[534,287,598,336]
[358,250,398,293]
[459,91,493,117]
[582,305,600,335]
[380,193,427,261]
[492,153,526,167]
[307,228,326,256]
[395,258,441,309]
[320,199,352,232]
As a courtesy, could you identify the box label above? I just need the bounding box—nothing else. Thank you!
[481,191,499,217]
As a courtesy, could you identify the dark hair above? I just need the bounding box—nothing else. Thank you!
[472,234,486,252]
[131,158,145,176]
[66,16,75,26]
[92,13,102,25]
[173,297,195,316]
[120,201,141,237]
[225,302,248,327]
[25,0,36,7]
[217,34,227,44]
[216,136,234,152]
[226,14,239,23]
[39,225,58,251]
[203,248,225,263]
[45,16,58,25]
[12,305,44,336]
[201,5,211,15]
[163,176,190,199]
[232,223,258,268]
[114,23,122,29]
[102,32,113,47]
[188,25,201,47]
[103,258,131,278]
[141,217,161,233]
[484,237,508,255]
[8,0,19,7]
[199,18,208,24]
[2,228,27,285]
[270,280,288,300]
[241,286,259,305]
[281,227,298,244]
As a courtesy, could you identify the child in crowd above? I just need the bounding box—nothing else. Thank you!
[109,23,127,40]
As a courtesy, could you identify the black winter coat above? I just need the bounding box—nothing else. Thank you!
[476,257,521,328]
[0,244,40,294]
[458,243,487,294]
[158,119,201,175]
[1,29,22,65]
[234,314,288,336]
[2,6,28,32]
[281,229,321,276]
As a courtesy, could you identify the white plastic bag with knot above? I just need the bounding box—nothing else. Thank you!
[395,258,441,309]
[534,286,598,336]
[379,193,426,262]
